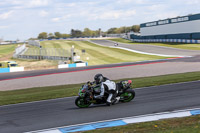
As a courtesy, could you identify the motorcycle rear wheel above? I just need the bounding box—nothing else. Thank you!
[120,89,135,102]
[75,97,91,108]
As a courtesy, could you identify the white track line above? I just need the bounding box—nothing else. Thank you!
[88,40,188,57]
[25,107,200,133]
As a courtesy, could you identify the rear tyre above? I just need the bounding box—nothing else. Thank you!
[120,89,135,102]
[75,97,91,108]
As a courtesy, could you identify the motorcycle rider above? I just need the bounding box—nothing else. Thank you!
[93,74,120,105]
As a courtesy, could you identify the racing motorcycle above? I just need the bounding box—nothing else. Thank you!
[75,80,135,108]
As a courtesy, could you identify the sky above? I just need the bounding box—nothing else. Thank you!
[0,0,200,41]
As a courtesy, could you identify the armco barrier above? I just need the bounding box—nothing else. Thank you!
[10,67,24,72]
[133,39,200,44]
[0,68,10,73]
[58,62,88,69]
[0,67,24,73]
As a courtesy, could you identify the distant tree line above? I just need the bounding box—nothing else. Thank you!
[37,25,140,39]
[107,25,140,34]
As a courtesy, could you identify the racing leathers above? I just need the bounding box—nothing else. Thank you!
[94,79,119,104]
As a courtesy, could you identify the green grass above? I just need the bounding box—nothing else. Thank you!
[0,40,167,70]
[109,38,200,50]
[83,115,200,133]
[37,40,166,65]
[0,44,17,58]
[0,71,200,106]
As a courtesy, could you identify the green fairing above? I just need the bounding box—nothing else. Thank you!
[120,92,134,102]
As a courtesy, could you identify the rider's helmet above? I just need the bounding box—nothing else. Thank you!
[94,73,104,84]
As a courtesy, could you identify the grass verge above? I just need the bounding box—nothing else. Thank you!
[83,115,200,133]
[39,40,165,65]
[1,40,166,70]
[0,71,200,106]
[109,38,200,50]
[0,44,17,59]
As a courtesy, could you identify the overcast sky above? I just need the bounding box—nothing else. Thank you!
[0,0,200,40]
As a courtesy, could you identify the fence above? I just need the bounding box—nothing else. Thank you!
[132,39,200,44]
[13,44,27,58]
[17,55,69,61]
[16,48,71,61]
[28,40,40,47]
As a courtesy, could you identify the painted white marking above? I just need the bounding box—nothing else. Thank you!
[25,108,200,133]
[109,46,186,57]
[31,129,61,133]
[88,40,188,57]
[123,111,190,124]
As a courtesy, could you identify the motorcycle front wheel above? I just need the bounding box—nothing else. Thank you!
[120,89,135,102]
[75,97,91,108]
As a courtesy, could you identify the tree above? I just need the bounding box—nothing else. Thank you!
[82,28,92,37]
[62,34,71,38]
[131,25,140,33]
[107,28,117,34]
[54,32,62,38]
[38,32,48,39]
[48,33,55,39]
[70,29,82,37]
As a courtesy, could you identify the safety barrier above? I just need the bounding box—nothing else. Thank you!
[13,44,27,58]
[133,39,200,43]
[0,67,24,73]
[58,62,88,69]
[28,40,40,47]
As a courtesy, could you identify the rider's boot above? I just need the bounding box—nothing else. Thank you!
[112,96,120,105]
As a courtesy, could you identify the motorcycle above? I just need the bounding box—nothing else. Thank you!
[75,80,135,108]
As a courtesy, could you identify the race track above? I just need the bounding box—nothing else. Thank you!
[1,56,200,91]
[1,40,200,132]
[0,39,200,91]
[90,40,200,56]
[1,81,200,133]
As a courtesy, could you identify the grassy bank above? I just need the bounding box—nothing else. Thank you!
[0,71,200,106]
[109,38,200,50]
[39,40,165,65]
[83,115,200,133]
[0,44,17,60]
[0,40,166,70]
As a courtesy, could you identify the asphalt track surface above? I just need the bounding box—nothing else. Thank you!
[0,59,179,81]
[0,40,200,132]
[1,81,200,133]
[91,40,200,56]
[0,40,200,91]
[1,56,200,91]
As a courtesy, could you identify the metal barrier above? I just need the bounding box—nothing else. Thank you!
[28,40,40,47]
[58,62,88,68]
[13,44,71,61]
[17,55,70,61]
[13,44,27,58]
[133,39,200,43]
[0,67,24,73]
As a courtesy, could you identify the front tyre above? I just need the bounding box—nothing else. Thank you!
[75,97,91,108]
[120,89,135,102]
